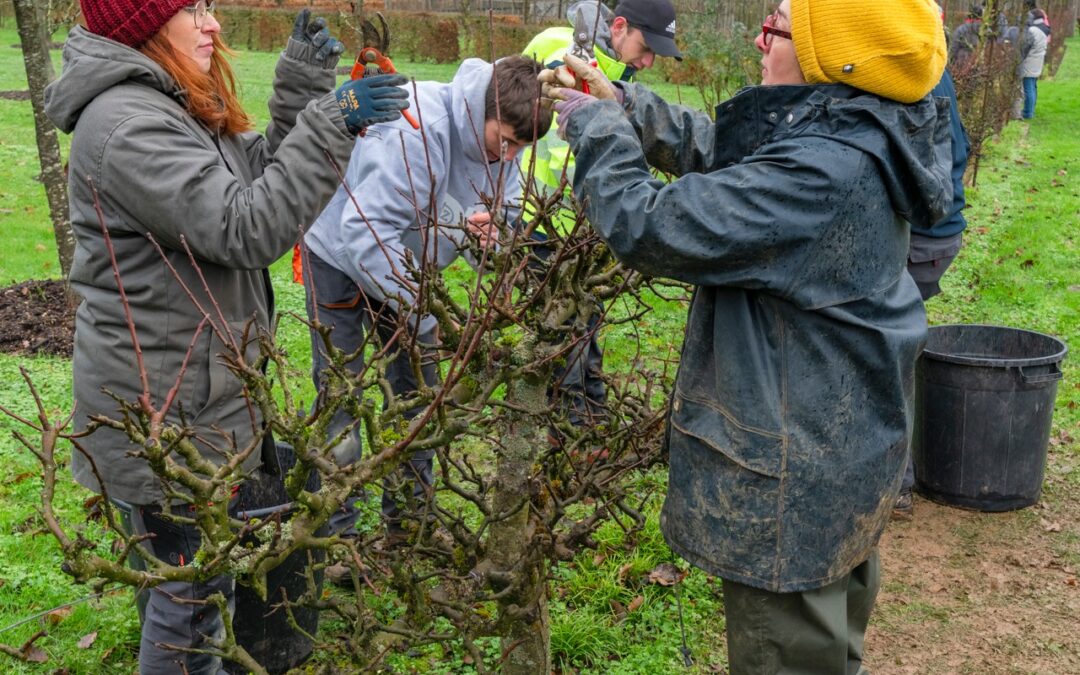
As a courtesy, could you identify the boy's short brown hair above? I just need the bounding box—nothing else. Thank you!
[485,55,553,141]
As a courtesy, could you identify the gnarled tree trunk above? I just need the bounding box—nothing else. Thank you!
[487,341,552,674]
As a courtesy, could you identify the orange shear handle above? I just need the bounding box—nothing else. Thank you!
[351,48,420,129]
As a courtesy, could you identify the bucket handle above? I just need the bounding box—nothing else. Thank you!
[1019,363,1064,384]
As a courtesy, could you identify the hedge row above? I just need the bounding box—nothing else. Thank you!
[216,8,558,63]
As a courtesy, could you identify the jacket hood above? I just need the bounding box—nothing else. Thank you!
[447,58,495,165]
[566,0,616,59]
[45,26,176,133]
[728,84,952,230]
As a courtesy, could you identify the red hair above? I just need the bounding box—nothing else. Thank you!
[140,32,252,136]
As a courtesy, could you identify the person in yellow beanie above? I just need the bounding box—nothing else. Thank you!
[540,0,951,670]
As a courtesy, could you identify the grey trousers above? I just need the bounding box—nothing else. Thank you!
[131,504,233,675]
[304,251,437,535]
[722,552,880,675]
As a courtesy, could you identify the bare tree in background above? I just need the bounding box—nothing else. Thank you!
[13,0,74,282]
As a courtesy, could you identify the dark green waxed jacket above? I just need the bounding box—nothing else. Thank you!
[564,83,951,592]
[44,27,355,504]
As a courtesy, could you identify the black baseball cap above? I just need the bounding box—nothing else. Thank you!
[615,0,682,60]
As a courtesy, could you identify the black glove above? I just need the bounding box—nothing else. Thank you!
[335,74,411,135]
[291,9,344,64]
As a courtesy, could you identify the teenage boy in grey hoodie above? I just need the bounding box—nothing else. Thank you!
[303,56,551,545]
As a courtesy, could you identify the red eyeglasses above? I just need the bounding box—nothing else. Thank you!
[762,11,793,46]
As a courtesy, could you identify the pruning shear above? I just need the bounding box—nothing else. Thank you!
[569,8,600,95]
[351,13,420,129]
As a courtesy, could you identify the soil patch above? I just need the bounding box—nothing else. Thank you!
[866,449,1080,674]
[0,90,30,101]
[0,280,75,358]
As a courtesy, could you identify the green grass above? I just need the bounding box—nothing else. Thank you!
[0,22,1077,674]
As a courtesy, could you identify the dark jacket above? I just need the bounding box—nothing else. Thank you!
[44,27,355,503]
[564,84,951,592]
[913,70,968,239]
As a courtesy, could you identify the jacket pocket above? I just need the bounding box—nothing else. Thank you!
[669,389,785,479]
[191,320,258,424]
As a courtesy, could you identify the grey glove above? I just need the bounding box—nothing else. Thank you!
[554,89,603,140]
[292,9,345,64]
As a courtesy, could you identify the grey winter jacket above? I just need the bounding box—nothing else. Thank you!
[44,27,355,503]
[1019,21,1048,78]
[564,83,951,592]
[304,59,522,334]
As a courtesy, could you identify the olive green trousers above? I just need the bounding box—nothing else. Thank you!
[721,551,880,675]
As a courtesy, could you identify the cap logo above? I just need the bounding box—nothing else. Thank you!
[666,20,676,34]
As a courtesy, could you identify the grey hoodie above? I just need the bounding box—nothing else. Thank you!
[44,26,354,503]
[304,59,523,333]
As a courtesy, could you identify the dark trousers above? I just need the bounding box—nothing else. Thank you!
[304,251,438,535]
[130,504,234,675]
[722,552,880,675]
[530,232,607,427]
[903,234,961,492]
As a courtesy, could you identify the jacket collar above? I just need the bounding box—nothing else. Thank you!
[710,84,860,165]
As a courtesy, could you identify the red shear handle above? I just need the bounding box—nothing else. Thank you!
[572,60,599,95]
[351,48,420,130]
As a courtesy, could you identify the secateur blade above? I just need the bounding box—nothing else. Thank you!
[351,12,420,130]
[570,7,593,61]
[568,7,597,94]
[361,12,390,52]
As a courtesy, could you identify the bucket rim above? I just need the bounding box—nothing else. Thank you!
[923,323,1069,368]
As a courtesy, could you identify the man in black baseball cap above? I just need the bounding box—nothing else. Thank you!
[615,0,682,62]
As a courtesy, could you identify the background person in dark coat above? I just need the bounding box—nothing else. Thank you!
[895,67,970,520]
[44,0,407,671]
[542,0,950,669]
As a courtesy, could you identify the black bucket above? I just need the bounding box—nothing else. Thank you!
[912,324,1067,511]
[114,443,324,674]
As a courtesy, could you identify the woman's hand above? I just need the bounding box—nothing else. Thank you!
[291,9,345,65]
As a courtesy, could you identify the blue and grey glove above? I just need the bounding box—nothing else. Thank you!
[335,74,411,135]
[292,9,344,64]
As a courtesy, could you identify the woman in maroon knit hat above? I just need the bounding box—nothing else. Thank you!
[44,2,410,672]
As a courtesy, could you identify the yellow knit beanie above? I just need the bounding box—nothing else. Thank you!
[790,0,946,104]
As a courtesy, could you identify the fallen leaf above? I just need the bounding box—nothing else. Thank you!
[100,646,115,662]
[1058,168,1068,176]
[627,595,644,612]
[928,583,945,593]
[610,599,626,621]
[1041,519,1062,533]
[616,562,634,584]
[77,632,97,649]
[1065,577,1077,586]
[647,562,688,587]
[45,607,72,625]
[2,471,34,485]
[23,646,47,663]
[592,552,606,567]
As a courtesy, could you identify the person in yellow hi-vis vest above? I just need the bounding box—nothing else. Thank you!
[521,0,681,432]
[523,0,681,198]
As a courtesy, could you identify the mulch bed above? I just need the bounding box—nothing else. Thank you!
[0,90,30,101]
[0,280,75,358]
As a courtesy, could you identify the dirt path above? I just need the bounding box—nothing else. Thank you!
[867,444,1080,674]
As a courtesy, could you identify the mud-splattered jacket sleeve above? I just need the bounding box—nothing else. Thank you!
[561,98,871,303]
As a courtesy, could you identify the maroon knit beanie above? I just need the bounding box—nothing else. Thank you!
[80,0,193,48]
